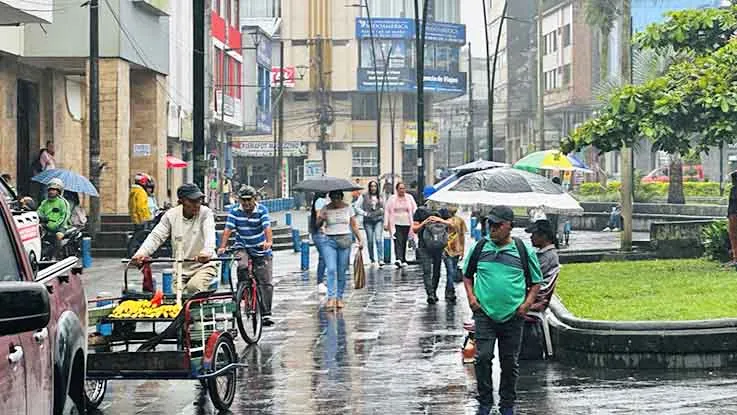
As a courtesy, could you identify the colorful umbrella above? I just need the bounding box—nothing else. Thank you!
[513,150,590,173]
[166,155,188,169]
[32,169,99,197]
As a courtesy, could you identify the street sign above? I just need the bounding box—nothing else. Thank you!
[271,66,296,88]
[304,160,323,178]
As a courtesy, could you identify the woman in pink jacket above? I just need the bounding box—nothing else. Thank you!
[384,182,417,267]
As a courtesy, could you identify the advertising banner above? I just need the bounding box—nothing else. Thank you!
[271,66,296,88]
[231,141,307,157]
[357,68,466,94]
[404,122,439,147]
[355,18,465,45]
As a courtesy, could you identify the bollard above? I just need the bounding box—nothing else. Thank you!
[292,228,301,252]
[383,235,392,264]
[301,239,310,270]
[285,211,292,227]
[96,292,113,336]
[216,230,223,249]
[162,269,174,295]
[81,236,92,268]
[221,258,231,284]
[470,216,478,232]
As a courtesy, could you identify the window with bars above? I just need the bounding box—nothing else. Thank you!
[352,148,379,177]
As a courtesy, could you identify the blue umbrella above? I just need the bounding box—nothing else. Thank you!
[32,169,99,197]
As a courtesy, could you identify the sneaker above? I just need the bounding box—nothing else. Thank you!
[602,227,611,232]
[371,261,378,267]
[395,260,402,268]
[612,227,620,232]
[446,295,457,303]
[318,282,327,294]
[401,261,409,267]
[262,316,275,327]
[427,296,438,305]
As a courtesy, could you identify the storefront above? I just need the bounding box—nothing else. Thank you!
[230,140,307,198]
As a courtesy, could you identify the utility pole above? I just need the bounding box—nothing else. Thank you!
[620,0,633,251]
[490,1,508,162]
[447,110,453,168]
[316,36,328,173]
[389,94,397,190]
[536,0,545,152]
[88,0,100,238]
[277,20,285,196]
[466,42,474,163]
[219,45,228,211]
[364,0,382,181]
[415,0,429,202]
[193,0,206,191]
[482,0,493,161]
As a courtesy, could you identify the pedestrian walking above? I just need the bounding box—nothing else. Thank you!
[310,192,330,294]
[316,190,364,310]
[382,178,393,200]
[412,202,453,304]
[463,205,543,415]
[443,206,468,299]
[357,180,385,266]
[384,182,417,267]
[129,173,153,232]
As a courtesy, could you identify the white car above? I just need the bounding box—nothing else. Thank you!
[0,178,41,270]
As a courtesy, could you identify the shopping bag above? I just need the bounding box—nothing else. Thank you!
[353,249,366,289]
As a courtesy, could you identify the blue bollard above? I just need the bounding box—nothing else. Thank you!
[81,237,92,268]
[221,258,231,284]
[216,231,222,248]
[292,228,301,252]
[470,216,478,232]
[383,236,392,264]
[96,292,113,336]
[162,269,174,295]
[301,239,310,270]
[285,212,292,227]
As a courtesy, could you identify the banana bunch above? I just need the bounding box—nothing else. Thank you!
[110,300,182,319]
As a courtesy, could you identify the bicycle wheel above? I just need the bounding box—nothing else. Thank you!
[206,335,237,411]
[235,280,262,344]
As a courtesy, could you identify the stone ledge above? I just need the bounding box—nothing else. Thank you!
[548,297,737,369]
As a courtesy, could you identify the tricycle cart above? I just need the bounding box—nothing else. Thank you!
[85,258,248,411]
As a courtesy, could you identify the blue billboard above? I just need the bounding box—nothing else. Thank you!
[355,18,466,45]
[357,68,466,94]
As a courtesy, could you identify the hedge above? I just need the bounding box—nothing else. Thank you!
[577,181,728,197]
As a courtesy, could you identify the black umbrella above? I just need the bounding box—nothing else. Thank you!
[294,176,362,193]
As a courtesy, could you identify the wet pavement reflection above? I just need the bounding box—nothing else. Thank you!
[85,257,737,414]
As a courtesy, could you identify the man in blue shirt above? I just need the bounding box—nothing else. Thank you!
[218,185,275,326]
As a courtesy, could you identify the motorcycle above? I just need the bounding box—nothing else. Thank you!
[39,215,84,261]
[126,203,172,258]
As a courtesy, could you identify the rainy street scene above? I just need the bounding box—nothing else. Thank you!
[4,0,737,414]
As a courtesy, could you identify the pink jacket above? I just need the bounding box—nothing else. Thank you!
[384,193,418,233]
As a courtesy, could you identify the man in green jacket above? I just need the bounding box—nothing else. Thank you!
[38,178,71,258]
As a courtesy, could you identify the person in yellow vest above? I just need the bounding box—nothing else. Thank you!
[129,173,153,231]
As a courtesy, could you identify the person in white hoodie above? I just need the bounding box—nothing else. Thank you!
[132,183,218,293]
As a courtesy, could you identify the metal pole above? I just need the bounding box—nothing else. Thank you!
[317,37,328,173]
[490,1,508,162]
[466,42,474,163]
[482,0,493,161]
[389,94,396,190]
[537,0,545,152]
[447,111,453,168]
[193,0,206,191]
[219,48,227,210]
[88,0,101,238]
[277,37,285,197]
[720,142,725,197]
[415,0,429,203]
[364,0,382,181]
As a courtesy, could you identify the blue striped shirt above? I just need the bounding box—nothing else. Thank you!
[225,204,272,256]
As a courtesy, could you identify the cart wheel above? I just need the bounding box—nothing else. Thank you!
[84,379,107,409]
[206,335,237,411]
[235,281,262,344]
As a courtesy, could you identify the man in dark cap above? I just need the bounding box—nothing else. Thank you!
[133,183,218,293]
[463,205,543,415]
[525,219,560,288]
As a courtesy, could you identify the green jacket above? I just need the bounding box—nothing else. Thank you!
[39,196,71,232]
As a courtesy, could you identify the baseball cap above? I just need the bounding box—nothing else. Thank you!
[177,183,204,201]
[525,219,553,234]
[488,205,514,224]
[238,185,257,200]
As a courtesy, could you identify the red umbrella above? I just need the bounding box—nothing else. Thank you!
[166,155,187,169]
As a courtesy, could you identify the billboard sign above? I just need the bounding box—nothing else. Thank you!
[355,18,465,45]
[404,121,439,147]
[231,141,307,157]
[271,66,296,88]
[357,68,466,94]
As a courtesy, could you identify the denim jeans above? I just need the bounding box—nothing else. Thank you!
[418,248,443,298]
[323,236,351,299]
[473,310,525,409]
[442,254,459,298]
[312,232,328,284]
[363,219,384,263]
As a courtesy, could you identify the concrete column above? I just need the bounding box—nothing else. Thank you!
[0,58,18,177]
[129,70,167,205]
[98,58,130,214]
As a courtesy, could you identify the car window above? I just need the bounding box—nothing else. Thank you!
[0,216,21,282]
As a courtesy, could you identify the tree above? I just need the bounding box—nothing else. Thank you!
[563,6,737,204]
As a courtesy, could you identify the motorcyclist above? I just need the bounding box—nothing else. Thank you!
[129,172,153,231]
[38,178,71,258]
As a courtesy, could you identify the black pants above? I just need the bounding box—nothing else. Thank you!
[474,311,525,409]
[418,247,443,298]
[394,225,410,262]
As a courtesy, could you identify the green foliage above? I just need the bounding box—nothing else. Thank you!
[701,220,730,262]
[557,259,737,320]
[575,181,726,199]
[635,6,737,55]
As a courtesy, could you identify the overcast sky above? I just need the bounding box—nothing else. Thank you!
[461,1,487,57]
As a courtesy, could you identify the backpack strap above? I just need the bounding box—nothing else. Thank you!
[513,237,532,292]
[464,238,488,280]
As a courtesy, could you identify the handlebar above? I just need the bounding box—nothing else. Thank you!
[121,256,240,265]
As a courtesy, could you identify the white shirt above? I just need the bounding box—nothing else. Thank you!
[323,206,353,236]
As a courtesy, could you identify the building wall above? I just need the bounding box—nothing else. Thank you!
[98,58,130,214]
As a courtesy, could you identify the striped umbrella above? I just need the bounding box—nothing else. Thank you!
[513,150,590,173]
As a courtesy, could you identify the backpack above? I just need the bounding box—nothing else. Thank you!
[464,237,532,291]
[423,221,449,251]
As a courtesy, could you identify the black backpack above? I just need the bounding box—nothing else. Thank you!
[422,221,449,251]
[464,237,532,291]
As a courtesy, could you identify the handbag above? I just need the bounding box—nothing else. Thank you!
[330,234,353,249]
[353,249,366,289]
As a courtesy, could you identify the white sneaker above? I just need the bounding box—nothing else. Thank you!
[395,260,402,268]
[612,227,620,232]
[371,261,378,267]
[602,227,611,232]
[401,262,409,267]
[318,282,327,294]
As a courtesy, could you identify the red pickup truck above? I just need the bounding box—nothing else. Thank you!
[0,196,87,414]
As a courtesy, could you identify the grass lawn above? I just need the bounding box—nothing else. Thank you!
[556,259,737,321]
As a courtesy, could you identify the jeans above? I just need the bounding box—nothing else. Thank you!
[442,254,459,298]
[394,225,410,263]
[608,212,623,229]
[363,219,384,263]
[418,247,443,298]
[474,311,525,409]
[312,232,328,284]
[323,237,351,299]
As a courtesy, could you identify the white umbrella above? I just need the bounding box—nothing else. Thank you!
[428,167,584,215]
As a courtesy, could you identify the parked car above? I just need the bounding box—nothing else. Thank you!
[642,164,705,183]
[0,195,87,414]
[0,176,42,270]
